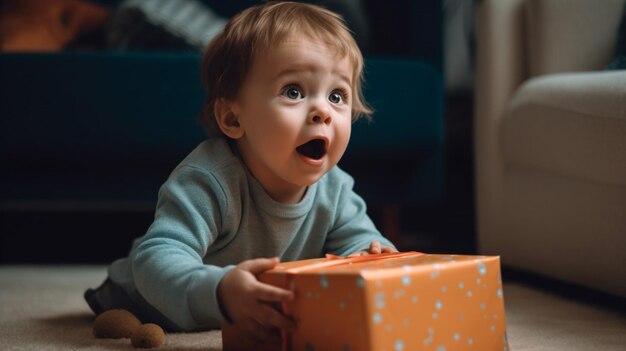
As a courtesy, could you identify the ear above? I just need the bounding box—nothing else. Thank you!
[214,98,244,139]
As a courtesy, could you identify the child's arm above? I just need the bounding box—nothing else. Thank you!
[217,257,296,342]
[323,168,398,256]
[130,166,232,331]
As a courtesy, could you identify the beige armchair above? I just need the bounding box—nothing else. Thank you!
[474,0,626,298]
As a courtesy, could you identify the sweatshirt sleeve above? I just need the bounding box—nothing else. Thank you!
[130,165,234,331]
[324,170,398,256]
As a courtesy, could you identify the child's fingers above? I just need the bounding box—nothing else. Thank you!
[381,246,396,253]
[257,304,297,333]
[348,250,367,257]
[255,282,294,303]
[246,320,281,344]
[369,241,382,254]
[239,257,280,274]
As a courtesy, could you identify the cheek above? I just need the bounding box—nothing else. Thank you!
[339,127,351,151]
[336,113,352,141]
[240,102,277,134]
[344,123,352,141]
[264,106,303,134]
[250,109,301,149]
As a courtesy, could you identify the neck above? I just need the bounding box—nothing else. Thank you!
[268,186,307,204]
[233,141,307,204]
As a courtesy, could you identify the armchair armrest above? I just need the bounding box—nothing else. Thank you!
[474,0,527,241]
[474,0,625,247]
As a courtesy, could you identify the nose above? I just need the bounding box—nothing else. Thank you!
[308,103,332,125]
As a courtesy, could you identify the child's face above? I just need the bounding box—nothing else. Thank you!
[230,36,353,203]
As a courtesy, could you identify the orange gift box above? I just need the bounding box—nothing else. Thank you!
[222,252,509,351]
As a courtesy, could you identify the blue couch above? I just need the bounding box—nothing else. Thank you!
[0,0,443,262]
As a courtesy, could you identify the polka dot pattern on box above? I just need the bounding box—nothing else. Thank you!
[230,253,509,351]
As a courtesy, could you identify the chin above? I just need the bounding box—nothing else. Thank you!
[296,172,326,187]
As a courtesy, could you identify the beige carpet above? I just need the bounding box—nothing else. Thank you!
[1,266,625,350]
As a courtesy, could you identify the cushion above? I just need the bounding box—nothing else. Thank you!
[0,0,109,52]
[502,71,626,186]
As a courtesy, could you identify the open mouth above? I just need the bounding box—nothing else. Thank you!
[296,139,327,160]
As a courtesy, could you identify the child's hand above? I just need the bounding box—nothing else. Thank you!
[217,257,296,343]
[349,241,397,256]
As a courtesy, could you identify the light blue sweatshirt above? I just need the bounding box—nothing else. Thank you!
[107,137,395,331]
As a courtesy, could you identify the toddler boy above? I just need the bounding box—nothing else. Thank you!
[85,1,396,342]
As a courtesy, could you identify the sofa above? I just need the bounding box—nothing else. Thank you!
[0,0,444,262]
[474,0,626,298]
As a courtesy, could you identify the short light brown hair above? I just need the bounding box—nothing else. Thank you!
[200,1,371,137]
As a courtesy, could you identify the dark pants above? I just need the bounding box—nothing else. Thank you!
[84,279,181,331]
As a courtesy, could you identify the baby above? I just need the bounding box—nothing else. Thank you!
[85,1,396,343]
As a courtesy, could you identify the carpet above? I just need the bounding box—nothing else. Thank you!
[1,266,625,350]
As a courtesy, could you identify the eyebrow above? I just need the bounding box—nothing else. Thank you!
[274,66,352,86]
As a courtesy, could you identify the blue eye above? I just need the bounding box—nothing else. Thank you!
[282,86,303,100]
[329,91,343,104]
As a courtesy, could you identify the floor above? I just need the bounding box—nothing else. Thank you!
[1,265,625,351]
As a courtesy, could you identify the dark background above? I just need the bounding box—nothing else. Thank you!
[0,0,475,263]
